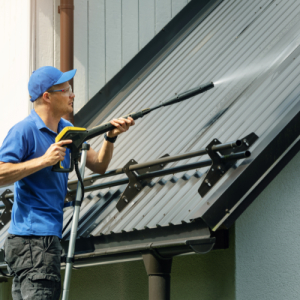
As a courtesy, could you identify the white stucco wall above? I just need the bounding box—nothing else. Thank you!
[236,150,300,300]
[0,0,31,146]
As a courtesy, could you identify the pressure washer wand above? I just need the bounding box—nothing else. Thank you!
[52,82,214,173]
[148,81,215,112]
[86,82,214,140]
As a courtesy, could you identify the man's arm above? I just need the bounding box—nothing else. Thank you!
[0,140,72,186]
[86,117,135,174]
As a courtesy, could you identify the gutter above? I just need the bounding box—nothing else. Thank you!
[62,236,216,268]
[0,236,216,278]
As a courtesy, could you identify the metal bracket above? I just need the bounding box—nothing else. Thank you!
[116,155,169,212]
[0,189,13,230]
[199,133,258,197]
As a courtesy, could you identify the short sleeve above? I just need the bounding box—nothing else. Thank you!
[0,123,32,163]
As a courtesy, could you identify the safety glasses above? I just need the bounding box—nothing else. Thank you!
[48,85,73,95]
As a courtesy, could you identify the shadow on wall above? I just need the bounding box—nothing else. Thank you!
[171,226,235,300]
[60,227,235,300]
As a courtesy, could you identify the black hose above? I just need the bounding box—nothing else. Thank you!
[62,160,85,238]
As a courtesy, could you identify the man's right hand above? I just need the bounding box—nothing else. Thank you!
[0,139,73,186]
[43,140,73,167]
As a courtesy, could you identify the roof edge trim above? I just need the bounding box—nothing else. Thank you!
[223,135,300,229]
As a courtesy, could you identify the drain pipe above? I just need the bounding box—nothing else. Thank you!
[143,252,173,300]
[59,0,74,124]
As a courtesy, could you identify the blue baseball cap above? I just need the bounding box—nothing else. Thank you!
[28,66,77,102]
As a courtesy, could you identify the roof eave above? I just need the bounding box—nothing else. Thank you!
[0,221,229,276]
[61,223,228,267]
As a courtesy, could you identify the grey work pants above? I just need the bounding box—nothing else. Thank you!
[4,234,62,300]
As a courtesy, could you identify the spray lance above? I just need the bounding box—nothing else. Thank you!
[52,81,214,173]
[57,81,214,300]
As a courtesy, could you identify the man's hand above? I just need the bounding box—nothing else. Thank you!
[0,139,73,186]
[107,117,135,138]
[43,140,73,166]
[86,117,134,174]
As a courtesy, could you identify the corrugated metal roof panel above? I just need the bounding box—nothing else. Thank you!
[58,0,300,239]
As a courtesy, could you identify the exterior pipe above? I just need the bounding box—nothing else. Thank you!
[60,0,74,124]
[143,253,172,300]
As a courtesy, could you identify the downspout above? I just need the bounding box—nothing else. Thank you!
[143,252,172,300]
[141,238,217,300]
[59,0,74,124]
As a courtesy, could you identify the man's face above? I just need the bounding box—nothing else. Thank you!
[47,81,75,117]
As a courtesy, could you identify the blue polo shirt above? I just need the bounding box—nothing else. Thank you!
[0,109,72,238]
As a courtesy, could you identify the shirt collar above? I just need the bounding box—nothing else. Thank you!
[30,109,64,134]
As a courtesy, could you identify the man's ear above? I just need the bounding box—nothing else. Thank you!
[42,91,51,104]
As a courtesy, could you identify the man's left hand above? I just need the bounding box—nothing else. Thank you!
[107,117,135,138]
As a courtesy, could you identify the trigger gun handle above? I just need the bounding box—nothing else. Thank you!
[51,145,79,173]
[51,159,75,173]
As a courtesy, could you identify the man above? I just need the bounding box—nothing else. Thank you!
[0,66,134,299]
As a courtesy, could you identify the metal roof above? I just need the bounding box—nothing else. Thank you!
[1,0,300,257]
[60,0,300,239]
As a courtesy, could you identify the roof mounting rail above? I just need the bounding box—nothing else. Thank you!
[113,135,256,212]
[56,138,254,211]
[0,135,257,222]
